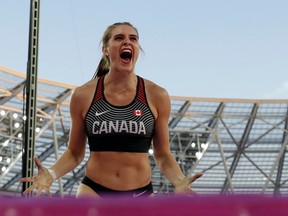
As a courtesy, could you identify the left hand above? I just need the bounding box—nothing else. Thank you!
[20,156,54,197]
[174,172,203,194]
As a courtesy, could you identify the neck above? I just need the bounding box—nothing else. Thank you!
[105,73,137,94]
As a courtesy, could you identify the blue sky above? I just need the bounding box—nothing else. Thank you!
[1,0,288,99]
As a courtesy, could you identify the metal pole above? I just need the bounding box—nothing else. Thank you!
[22,0,40,195]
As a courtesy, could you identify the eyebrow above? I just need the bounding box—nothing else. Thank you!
[114,33,138,39]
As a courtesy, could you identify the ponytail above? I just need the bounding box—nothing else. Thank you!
[92,56,110,79]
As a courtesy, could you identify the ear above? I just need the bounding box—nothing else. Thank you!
[102,46,108,56]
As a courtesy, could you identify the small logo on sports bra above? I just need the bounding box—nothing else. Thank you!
[133,110,143,116]
[95,110,110,116]
[133,190,147,197]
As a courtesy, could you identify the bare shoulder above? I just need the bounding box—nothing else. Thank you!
[70,78,98,117]
[72,79,97,100]
[143,78,170,102]
[143,78,171,116]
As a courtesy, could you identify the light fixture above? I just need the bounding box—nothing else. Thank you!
[196,152,203,160]
[0,110,5,116]
[3,140,9,147]
[6,158,11,163]
[201,143,208,150]
[35,127,41,133]
[14,122,20,128]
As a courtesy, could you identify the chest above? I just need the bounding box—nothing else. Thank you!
[85,99,154,137]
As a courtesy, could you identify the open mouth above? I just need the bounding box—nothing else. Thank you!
[120,49,132,63]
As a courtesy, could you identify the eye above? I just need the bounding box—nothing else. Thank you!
[114,35,123,41]
[130,36,138,42]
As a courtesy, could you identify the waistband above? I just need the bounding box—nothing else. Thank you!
[82,176,154,198]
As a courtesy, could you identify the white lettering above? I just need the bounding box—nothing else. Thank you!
[138,122,146,134]
[109,120,118,132]
[92,120,146,135]
[119,121,129,133]
[99,121,108,134]
[92,121,100,134]
[130,121,137,134]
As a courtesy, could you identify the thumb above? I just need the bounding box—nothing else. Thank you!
[34,156,43,170]
[188,172,204,184]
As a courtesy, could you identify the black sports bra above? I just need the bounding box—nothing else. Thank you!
[85,75,155,152]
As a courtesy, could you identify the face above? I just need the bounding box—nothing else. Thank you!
[103,25,140,73]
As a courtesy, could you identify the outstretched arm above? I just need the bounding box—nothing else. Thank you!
[20,87,88,196]
[151,87,203,193]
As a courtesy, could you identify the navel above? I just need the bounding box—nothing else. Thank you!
[115,171,120,177]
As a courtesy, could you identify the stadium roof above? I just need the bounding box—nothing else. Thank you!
[0,65,287,197]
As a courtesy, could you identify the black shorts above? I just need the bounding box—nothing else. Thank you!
[81,176,154,198]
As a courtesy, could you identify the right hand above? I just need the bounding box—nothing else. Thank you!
[174,172,204,194]
[20,156,54,197]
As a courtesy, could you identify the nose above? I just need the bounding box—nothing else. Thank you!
[123,40,131,46]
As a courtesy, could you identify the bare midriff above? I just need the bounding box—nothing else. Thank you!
[85,151,151,191]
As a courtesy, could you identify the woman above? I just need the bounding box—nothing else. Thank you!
[21,22,203,198]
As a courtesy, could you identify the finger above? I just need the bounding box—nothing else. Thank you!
[23,185,36,196]
[20,177,30,182]
[20,177,35,182]
[46,188,52,198]
[36,187,43,197]
[189,172,204,183]
[34,156,43,170]
[23,190,30,196]
[188,189,198,196]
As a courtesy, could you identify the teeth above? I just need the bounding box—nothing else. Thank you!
[121,49,131,53]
